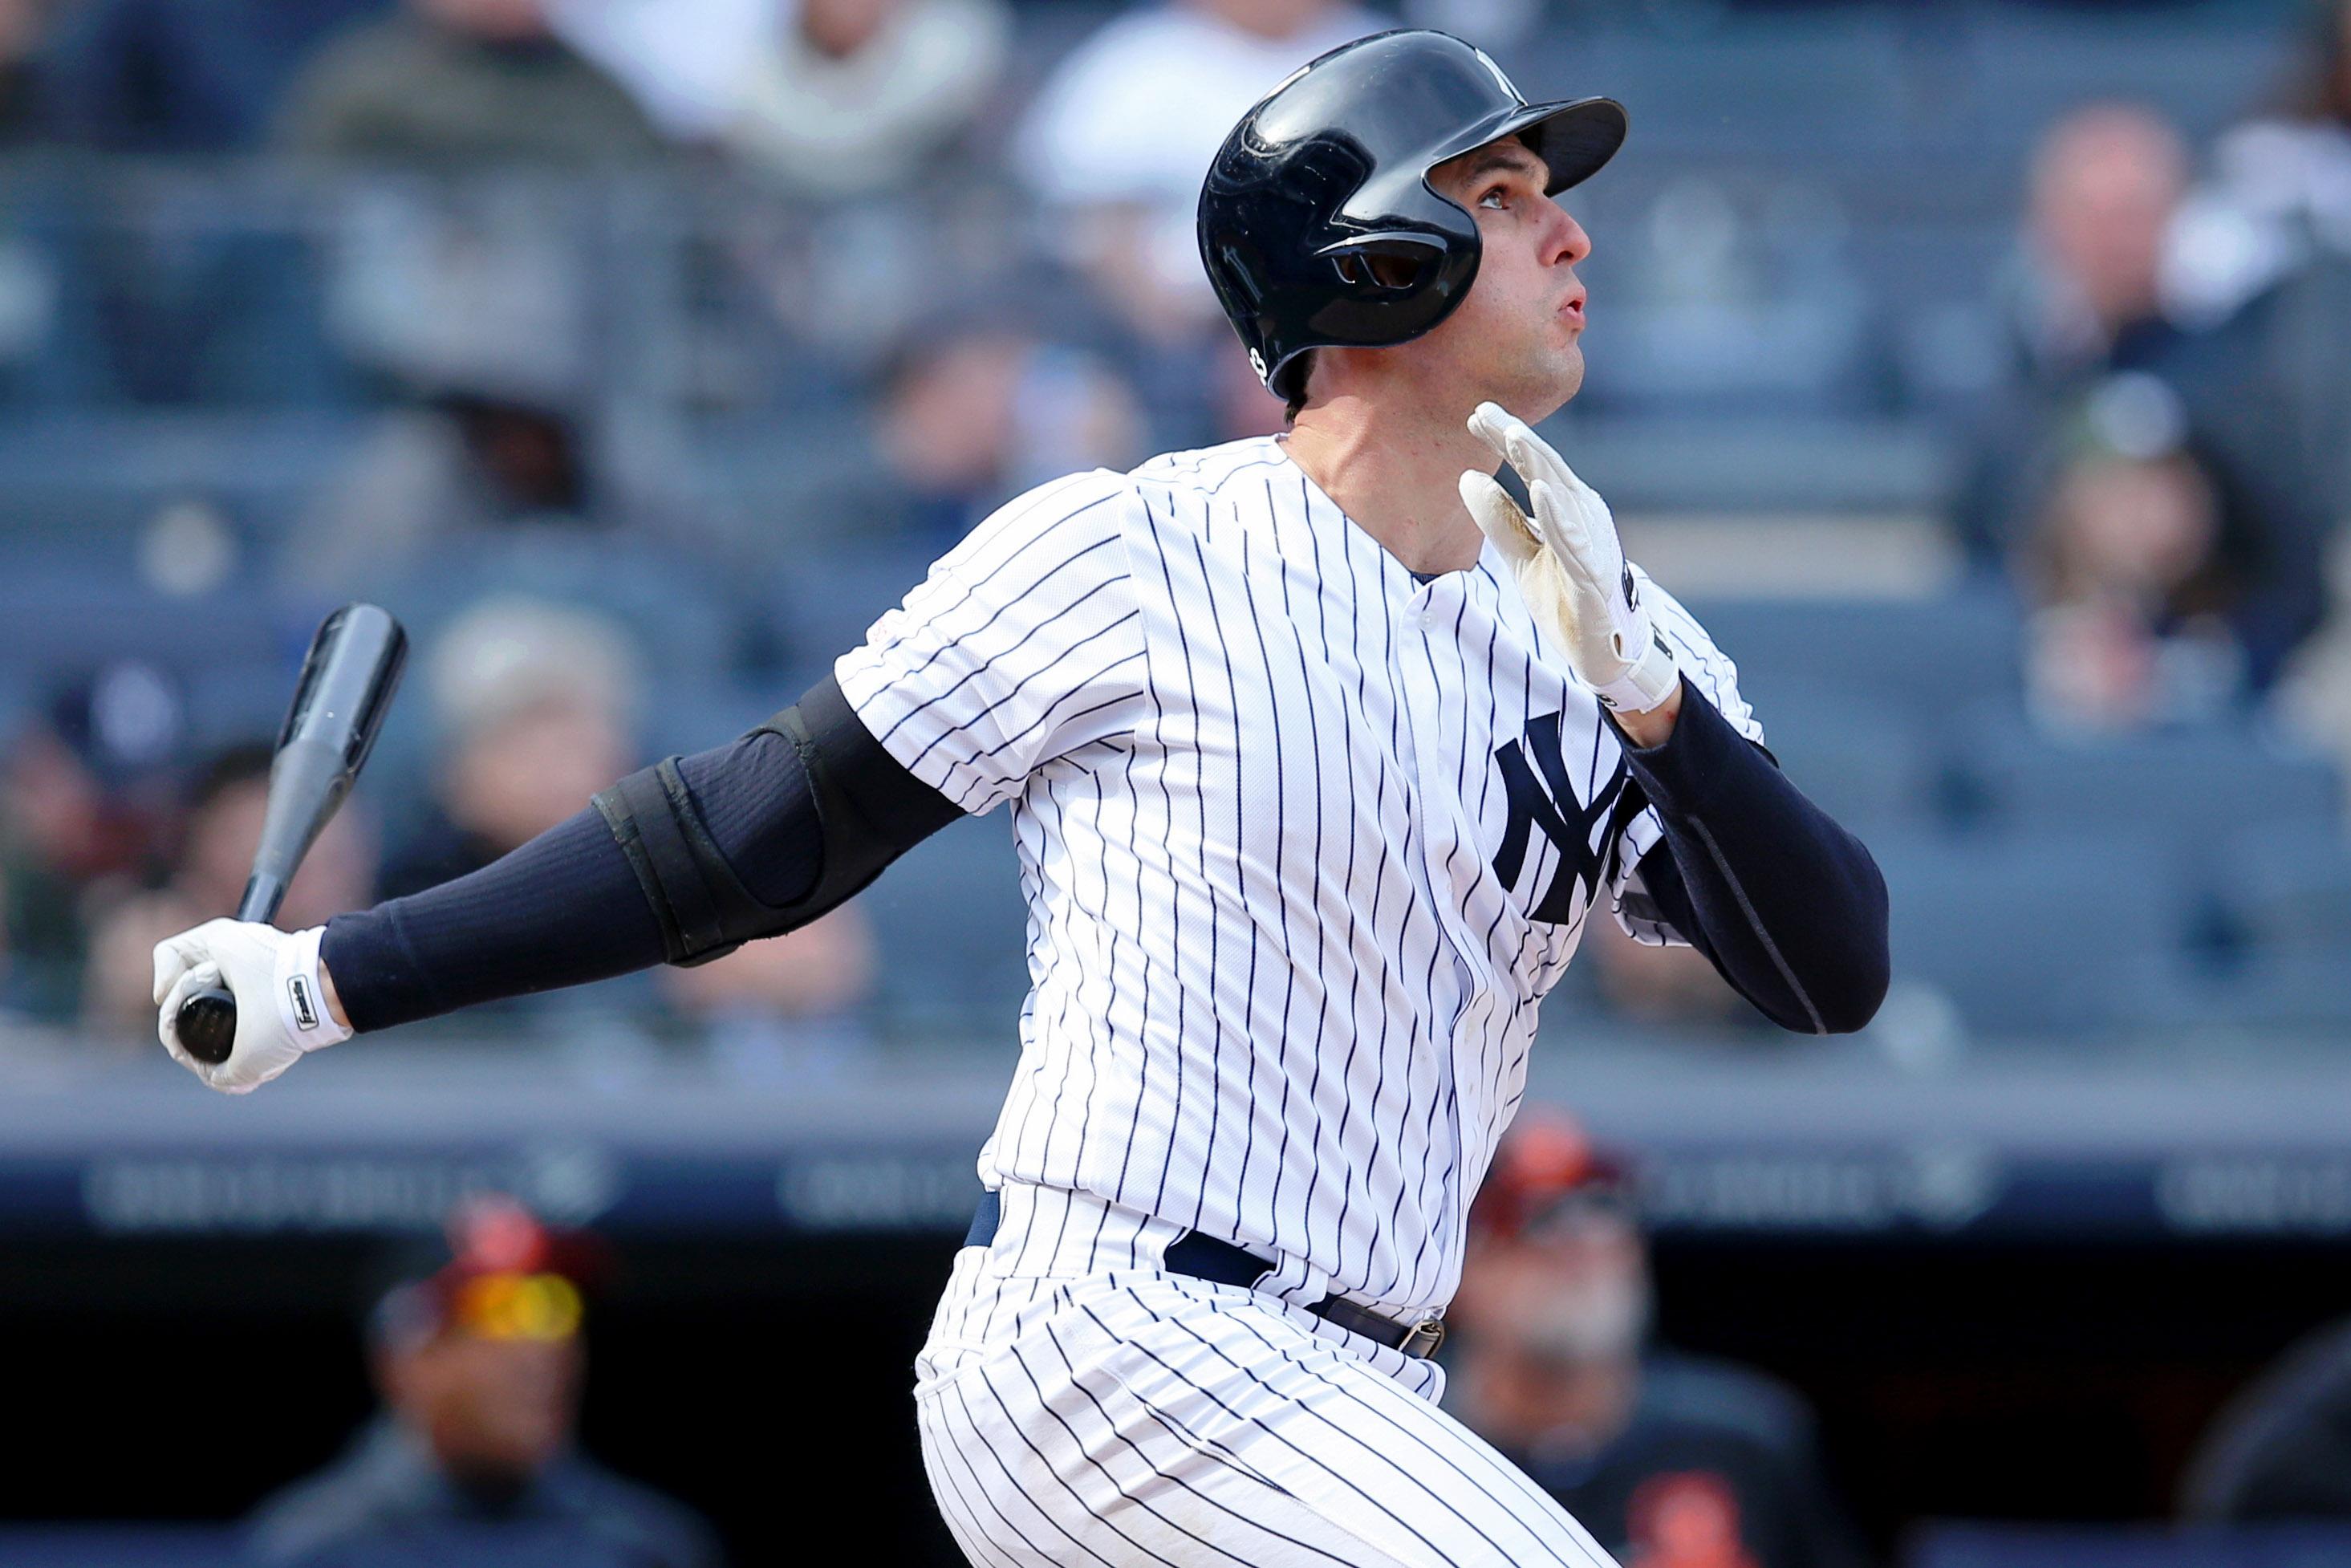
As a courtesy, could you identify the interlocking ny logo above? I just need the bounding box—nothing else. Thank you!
[1491,711,1638,924]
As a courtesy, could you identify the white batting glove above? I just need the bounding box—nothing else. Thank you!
[152,920,350,1095]
[1459,401,1679,713]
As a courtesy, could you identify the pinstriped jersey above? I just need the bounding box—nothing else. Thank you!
[836,435,1762,1315]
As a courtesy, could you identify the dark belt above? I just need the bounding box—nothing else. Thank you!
[964,1190,1445,1359]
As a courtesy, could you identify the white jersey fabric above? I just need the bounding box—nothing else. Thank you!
[838,435,1760,1314]
[838,435,1762,1568]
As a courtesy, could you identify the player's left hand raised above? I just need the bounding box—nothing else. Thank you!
[1459,401,1679,714]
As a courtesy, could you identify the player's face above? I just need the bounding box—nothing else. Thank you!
[1418,136,1592,418]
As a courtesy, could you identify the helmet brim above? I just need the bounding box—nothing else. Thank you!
[1427,95,1628,196]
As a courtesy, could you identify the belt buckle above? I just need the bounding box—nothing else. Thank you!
[1401,1316,1446,1358]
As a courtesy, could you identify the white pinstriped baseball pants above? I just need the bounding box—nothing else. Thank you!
[914,1184,1622,1568]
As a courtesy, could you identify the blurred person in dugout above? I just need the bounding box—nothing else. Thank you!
[1955,103,2330,702]
[249,1194,724,1568]
[388,595,873,1043]
[1449,1111,1869,1568]
[0,663,185,1022]
[83,741,377,1040]
[2182,1314,2351,1524]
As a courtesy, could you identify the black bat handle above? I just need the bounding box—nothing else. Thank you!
[176,988,239,1066]
[173,874,286,1067]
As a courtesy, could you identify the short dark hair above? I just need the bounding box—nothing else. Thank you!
[1282,351,1315,423]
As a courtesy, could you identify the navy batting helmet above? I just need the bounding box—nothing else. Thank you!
[1197,30,1626,401]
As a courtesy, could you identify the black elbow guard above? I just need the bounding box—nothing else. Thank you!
[593,676,961,966]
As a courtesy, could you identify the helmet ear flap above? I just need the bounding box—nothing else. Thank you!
[1316,230,1450,293]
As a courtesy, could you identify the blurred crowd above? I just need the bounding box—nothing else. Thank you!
[0,0,2347,1052]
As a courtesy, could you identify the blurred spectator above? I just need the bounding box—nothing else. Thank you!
[544,0,775,143]
[2182,1314,2351,1523]
[40,0,387,152]
[1952,105,2193,564]
[1013,0,1378,342]
[1955,105,2332,697]
[293,180,740,619]
[875,321,1143,548]
[2167,0,2351,532]
[2167,0,2351,335]
[249,1195,722,1567]
[0,664,183,1022]
[389,596,868,1039]
[386,595,642,899]
[2020,429,2242,731]
[1451,1111,1870,1568]
[82,741,377,1041]
[276,0,663,165]
[656,904,876,1080]
[284,389,597,599]
[720,0,1011,194]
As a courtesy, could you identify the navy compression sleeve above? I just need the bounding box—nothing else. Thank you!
[1611,678,1890,1034]
[321,677,956,1033]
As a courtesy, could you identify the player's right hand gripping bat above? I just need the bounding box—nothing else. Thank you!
[173,603,406,1066]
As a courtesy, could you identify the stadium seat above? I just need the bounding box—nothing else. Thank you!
[0,571,294,676]
[2122,946,2351,1036]
[766,543,941,676]
[1955,14,2296,154]
[2212,824,2351,953]
[1960,715,2342,841]
[1684,588,2025,725]
[1871,828,2195,1037]
[1738,681,1938,833]
[1582,21,1912,158]
[853,813,1032,1033]
[636,674,804,762]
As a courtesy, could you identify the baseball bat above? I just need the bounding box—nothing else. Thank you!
[175,603,407,1066]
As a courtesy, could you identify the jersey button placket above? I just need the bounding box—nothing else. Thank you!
[1398,575,1481,1278]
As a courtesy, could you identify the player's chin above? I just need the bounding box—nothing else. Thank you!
[1554,343,1586,400]
[1522,343,1585,410]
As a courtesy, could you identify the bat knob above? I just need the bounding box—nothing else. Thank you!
[177,985,238,1066]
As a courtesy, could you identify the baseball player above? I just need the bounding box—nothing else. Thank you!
[153,30,1889,1567]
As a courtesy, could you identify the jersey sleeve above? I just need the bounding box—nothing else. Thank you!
[1610,567,1766,945]
[834,472,1151,815]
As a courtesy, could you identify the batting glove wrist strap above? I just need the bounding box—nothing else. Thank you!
[274,925,351,1051]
